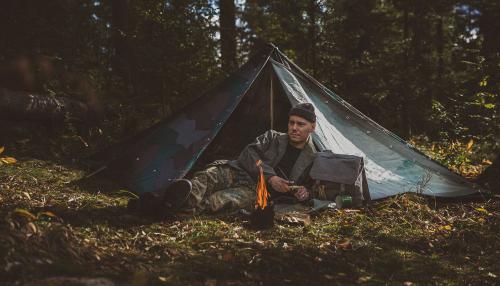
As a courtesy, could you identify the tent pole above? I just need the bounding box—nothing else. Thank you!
[270,72,274,130]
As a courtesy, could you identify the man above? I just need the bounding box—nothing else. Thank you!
[130,103,318,215]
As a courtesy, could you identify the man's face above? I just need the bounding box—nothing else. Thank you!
[287,115,316,145]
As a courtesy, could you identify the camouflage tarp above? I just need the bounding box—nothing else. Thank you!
[92,45,480,199]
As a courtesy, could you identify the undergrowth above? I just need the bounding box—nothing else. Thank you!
[0,138,498,285]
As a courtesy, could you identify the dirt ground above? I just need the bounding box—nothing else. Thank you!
[0,156,499,285]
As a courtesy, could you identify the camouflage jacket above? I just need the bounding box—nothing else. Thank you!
[228,130,317,185]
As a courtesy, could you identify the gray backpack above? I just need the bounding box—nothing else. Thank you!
[309,151,371,207]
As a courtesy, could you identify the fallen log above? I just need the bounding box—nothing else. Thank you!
[0,88,94,122]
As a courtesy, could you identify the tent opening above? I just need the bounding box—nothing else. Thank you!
[189,64,292,175]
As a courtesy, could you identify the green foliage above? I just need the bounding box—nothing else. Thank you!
[0,0,497,146]
[411,136,495,178]
[1,4,499,284]
[239,0,498,143]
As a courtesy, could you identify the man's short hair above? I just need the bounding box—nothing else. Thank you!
[289,103,316,123]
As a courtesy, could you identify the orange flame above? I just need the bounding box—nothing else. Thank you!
[255,160,269,210]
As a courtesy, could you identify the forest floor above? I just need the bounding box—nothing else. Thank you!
[0,140,499,286]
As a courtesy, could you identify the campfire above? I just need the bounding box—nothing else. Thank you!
[250,160,274,229]
[255,160,269,209]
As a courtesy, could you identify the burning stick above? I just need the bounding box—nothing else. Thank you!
[251,160,274,229]
[255,160,270,210]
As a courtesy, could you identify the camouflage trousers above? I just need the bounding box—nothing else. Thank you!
[184,164,256,214]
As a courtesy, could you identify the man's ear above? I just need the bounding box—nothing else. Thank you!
[311,122,316,132]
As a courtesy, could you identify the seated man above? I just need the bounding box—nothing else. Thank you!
[130,103,318,215]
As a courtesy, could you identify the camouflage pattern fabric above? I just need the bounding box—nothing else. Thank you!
[184,164,256,214]
[94,47,274,195]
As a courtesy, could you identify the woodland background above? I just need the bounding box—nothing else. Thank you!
[0,0,498,153]
[0,1,499,285]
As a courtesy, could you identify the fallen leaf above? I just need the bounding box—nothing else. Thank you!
[13,208,37,220]
[441,225,452,231]
[0,146,4,154]
[475,207,491,215]
[337,238,352,249]
[482,159,492,165]
[38,211,59,219]
[26,222,38,234]
[158,276,171,282]
[466,139,474,151]
[1,157,17,164]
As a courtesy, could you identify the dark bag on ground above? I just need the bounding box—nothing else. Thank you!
[309,151,371,207]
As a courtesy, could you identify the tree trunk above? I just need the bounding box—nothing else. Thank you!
[478,3,500,91]
[307,0,318,77]
[400,0,411,138]
[111,0,137,96]
[435,15,444,101]
[0,88,94,122]
[219,0,237,73]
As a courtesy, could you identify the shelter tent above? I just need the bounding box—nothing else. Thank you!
[95,45,478,199]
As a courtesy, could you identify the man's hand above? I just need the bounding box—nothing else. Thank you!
[294,186,310,201]
[268,176,292,193]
